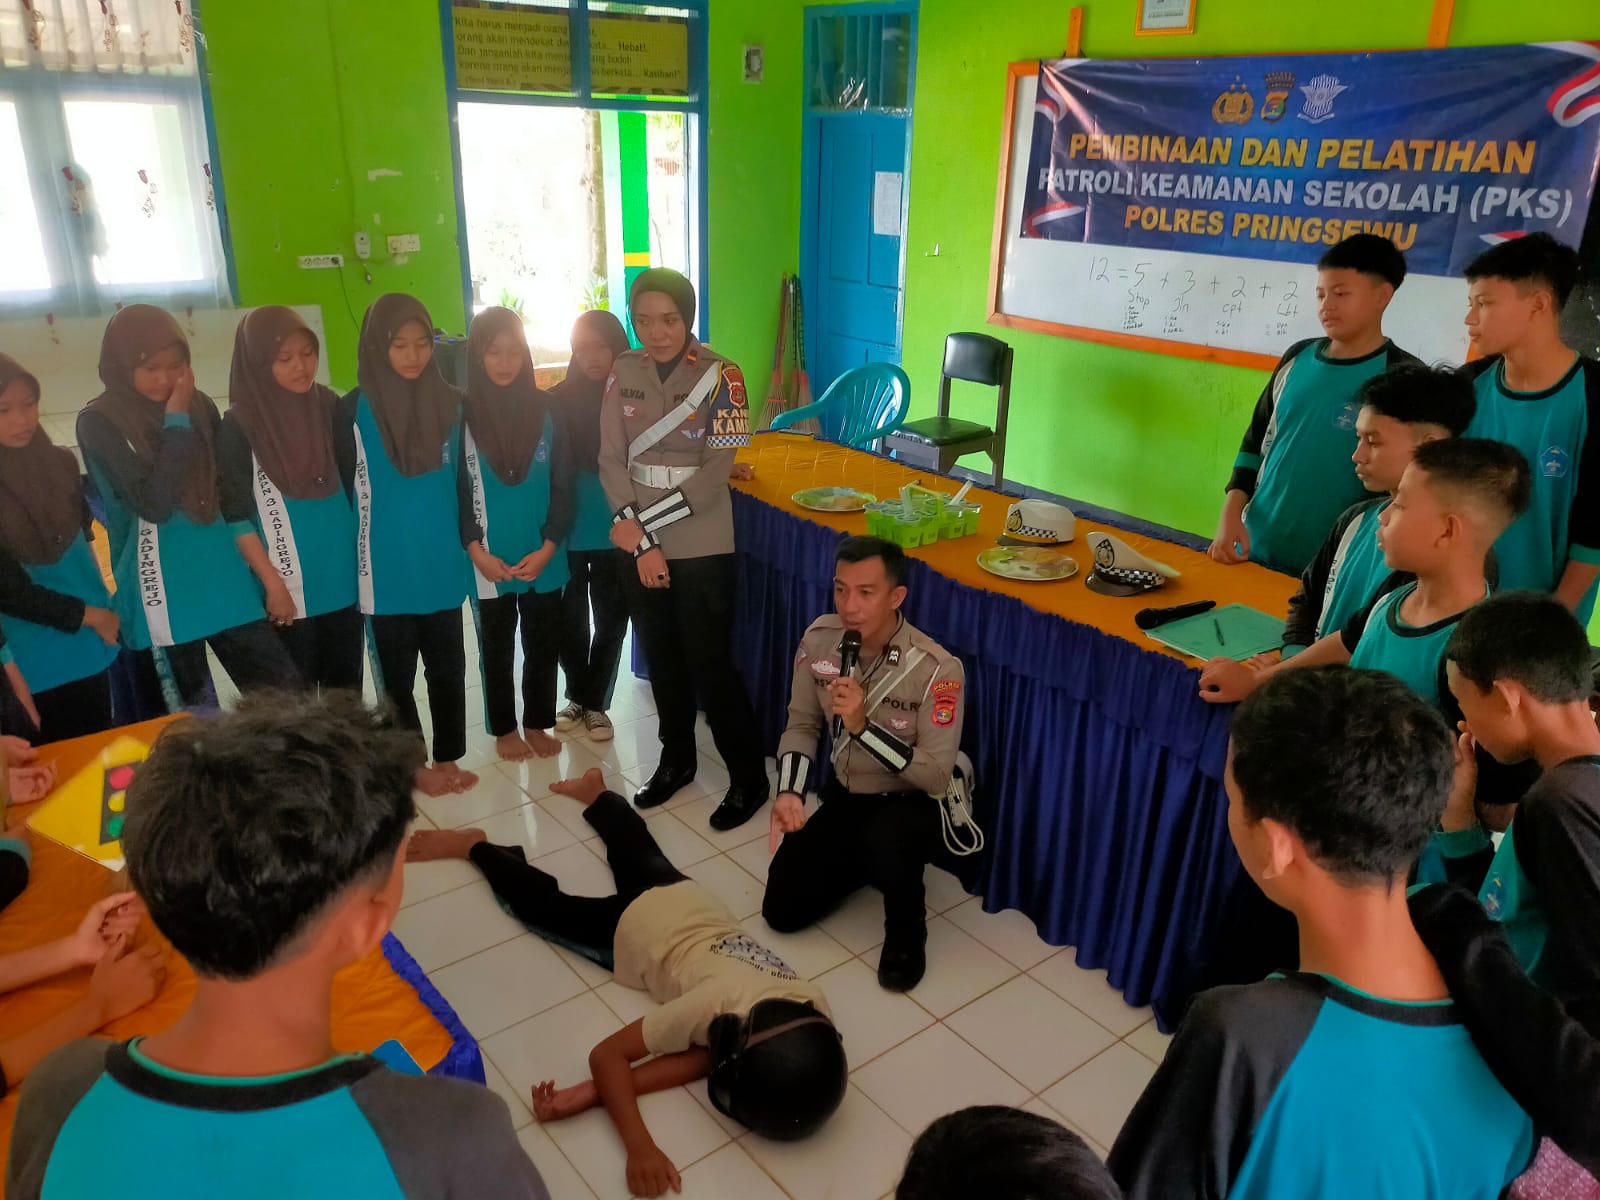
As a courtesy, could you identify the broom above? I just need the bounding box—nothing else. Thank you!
[789,275,820,436]
[757,275,791,431]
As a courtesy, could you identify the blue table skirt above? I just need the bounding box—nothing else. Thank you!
[727,491,1281,1030]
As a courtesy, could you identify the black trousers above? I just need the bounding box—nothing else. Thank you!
[275,604,364,694]
[368,608,467,764]
[626,553,766,787]
[560,550,630,712]
[160,619,302,708]
[763,782,940,940]
[467,791,687,969]
[475,590,562,736]
[33,670,115,744]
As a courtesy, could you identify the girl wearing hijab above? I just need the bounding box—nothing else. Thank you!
[597,269,769,832]
[550,310,632,742]
[219,306,361,693]
[459,307,574,761]
[0,355,120,741]
[341,294,476,797]
[76,305,300,709]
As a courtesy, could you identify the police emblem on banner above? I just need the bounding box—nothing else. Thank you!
[1297,73,1348,124]
[1211,78,1254,125]
[1261,71,1295,122]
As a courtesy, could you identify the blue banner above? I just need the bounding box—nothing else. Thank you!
[1022,43,1600,276]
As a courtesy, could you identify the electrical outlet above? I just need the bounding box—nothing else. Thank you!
[387,234,421,254]
[353,232,371,259]
[298,254,344,269]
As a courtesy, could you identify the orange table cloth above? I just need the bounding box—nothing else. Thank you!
[0,718,467,1173]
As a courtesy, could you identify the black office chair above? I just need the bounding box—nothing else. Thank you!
[884,333,1012,487]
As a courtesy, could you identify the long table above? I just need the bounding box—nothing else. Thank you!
[729,434,1299,1029]
[0,719,479,1173]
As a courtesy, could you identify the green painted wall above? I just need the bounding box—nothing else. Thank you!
[898,0,1593,538]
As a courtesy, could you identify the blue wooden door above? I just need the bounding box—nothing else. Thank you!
[809,113,909,396]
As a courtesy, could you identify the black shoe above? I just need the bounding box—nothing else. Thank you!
[878,924,928,992]
[634,762,696,810]
[708,781,770,831]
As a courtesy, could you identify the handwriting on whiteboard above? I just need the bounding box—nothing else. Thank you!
[1086,254,1304,341]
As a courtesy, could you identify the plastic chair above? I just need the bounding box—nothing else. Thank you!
[884,333,1012,487]
[768,362,910,449]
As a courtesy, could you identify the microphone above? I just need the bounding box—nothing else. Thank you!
[1134,599,1217,630]
[833,630,862,739]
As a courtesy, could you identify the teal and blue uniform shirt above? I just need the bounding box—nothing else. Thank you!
[1346,580,1483,711]
[459,412,572,599]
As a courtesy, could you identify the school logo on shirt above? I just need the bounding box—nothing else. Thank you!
[1334,400,1359,431]
[710,934,798,980]
[1540,445,1570,478]
[535,440,549,463]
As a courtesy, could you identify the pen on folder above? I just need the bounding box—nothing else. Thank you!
[1214,617,1226,647]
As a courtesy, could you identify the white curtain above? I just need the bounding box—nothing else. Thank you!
[0,0,195,74]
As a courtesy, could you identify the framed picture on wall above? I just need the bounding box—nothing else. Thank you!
[1135,0,1197,36]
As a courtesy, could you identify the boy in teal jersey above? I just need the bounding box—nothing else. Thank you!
[7,693,546,1200]
[1460,233,1600,621]
[1212,234,1419,576]
[1422,592,1600,1037]
[1201,438,1529,713]
[1113,667,1535,1199]
[1282,365,1476,656]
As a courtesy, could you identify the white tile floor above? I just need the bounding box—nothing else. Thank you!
[209,623,1174,1198]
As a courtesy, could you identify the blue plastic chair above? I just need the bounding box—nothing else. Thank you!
[768,363,910,449]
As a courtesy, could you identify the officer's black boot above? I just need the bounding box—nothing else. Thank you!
[877,920,928,992]
[708,778,770,831]
[634,760,697,810]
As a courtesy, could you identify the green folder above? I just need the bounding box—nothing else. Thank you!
[1144,603,1283,661]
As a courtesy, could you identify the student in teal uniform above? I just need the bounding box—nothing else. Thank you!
[0,355,120,741]
[1424,592,1600,1037]
[219,307,361,694]
[1211,234,1419,576]
[75,306,299,710]
[339,294,476,798]
[458,307,574,762]
[1281,365,1476,656]
[1460,233,1600,621]
[551,310,633,743]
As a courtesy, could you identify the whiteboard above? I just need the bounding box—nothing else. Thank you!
[988,67,1472,370]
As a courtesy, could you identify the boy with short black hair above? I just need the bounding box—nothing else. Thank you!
[1461,232,1600,620]
[1282,363,1476,655]
[7,692,548,1200]
[1426,591,1600,1036]
[898,1106,1122,1200]
[1112,667,1535,1199]
[1211,233,1419,575]
[1203,437,1531,713]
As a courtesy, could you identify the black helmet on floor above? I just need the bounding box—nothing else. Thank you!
[706,998,847,1140]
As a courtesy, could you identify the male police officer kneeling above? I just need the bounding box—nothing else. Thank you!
[762,536,965,991]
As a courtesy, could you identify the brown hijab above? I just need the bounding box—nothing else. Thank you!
[464,307,545,486]
[228,306,339,500]
[552,310,631,473]
[0,356,83,566]
[84,304,220,523]
[356,294,459,478]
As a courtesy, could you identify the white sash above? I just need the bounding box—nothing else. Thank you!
[626,364,722,466]
[251,454,309,620]
[463,427,499,601]
[134,516,174,647]
[831,647,928,766]
[353,426,376,616]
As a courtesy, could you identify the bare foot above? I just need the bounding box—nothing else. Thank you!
[524,728,562,758]
[496,732,534,762]
[435,761,479,794]
[532,1078,599,1123]
[549,767,608,807]
[407,828,487,862]
[415,764,457,797]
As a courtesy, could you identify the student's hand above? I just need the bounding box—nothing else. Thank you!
[510,542,556,583]
[626,1144,682,1198]
[637,548,671,590]
[1442,724,1480,833]
[769,792,807,854]
[9,761,56,804]
[87,934,167,1025]
[264,580,297,627]
[828,676,867,735]
[729,463,755,482]
[166,365,195,415]
[1208,507,1250,565]
[69,892,143,967]
[531,1078,598,1122]
[468,541,514,584]
[81,605,121,646]
[1198,656,1259,704]
[0,736,36,766]
[610,519,645,554]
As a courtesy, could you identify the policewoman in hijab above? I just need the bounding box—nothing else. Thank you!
[0,355,120,741]
[597,268,769,830]
[459,306,574,762]
[218,306,361,694]
[76,305,300,710]
[551,309,633,743]
[340,293,476,798]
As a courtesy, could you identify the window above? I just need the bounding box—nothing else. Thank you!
[0,0,231,313]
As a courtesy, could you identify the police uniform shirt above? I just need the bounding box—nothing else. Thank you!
[776,614,965,799]
[597,341,752,562]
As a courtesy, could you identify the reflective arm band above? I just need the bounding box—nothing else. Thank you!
[638,488,693,534]
[612,504,639,524]
[633,527,659,557]
[777,752,812,796]
[857,722,912,773]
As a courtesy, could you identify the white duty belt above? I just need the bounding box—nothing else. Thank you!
[625,364,722,490]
